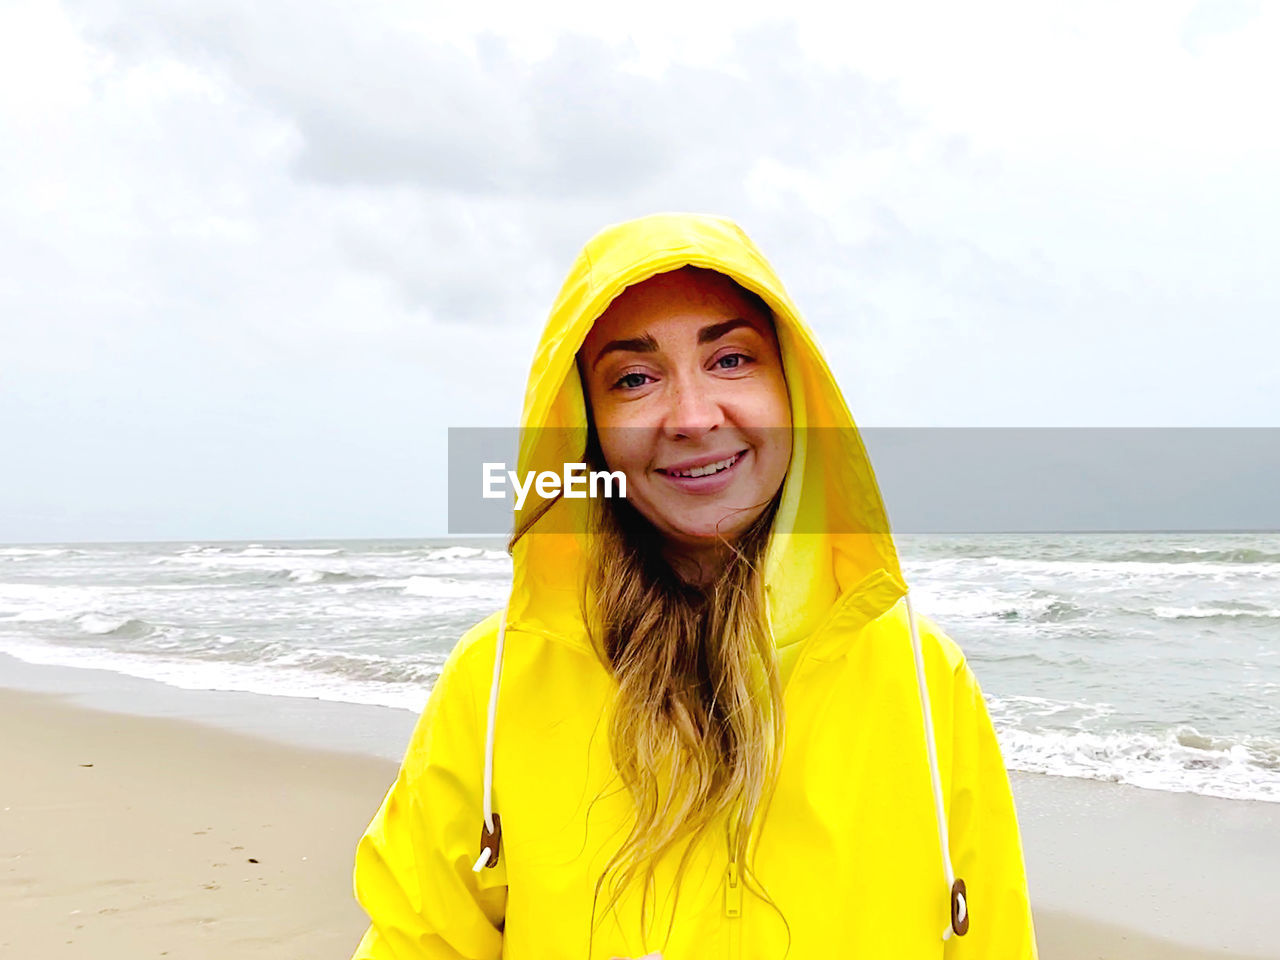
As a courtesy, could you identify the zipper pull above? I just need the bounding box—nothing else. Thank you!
[724,860,742,918]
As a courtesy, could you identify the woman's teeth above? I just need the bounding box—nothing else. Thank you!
[667,452,742,478]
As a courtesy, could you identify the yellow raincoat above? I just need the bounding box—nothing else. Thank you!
[351,213,1039,959]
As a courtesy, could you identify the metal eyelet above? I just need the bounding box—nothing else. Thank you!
[950,877,969,936]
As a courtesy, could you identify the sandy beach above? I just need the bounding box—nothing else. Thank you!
[1,686,391,958]
[2,665,1277,959]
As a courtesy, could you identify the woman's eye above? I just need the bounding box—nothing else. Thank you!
[612,371,652,390]
[714,353,753,370]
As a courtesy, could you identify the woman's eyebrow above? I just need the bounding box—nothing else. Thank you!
[697,317,758,344]
[592,333,659,370]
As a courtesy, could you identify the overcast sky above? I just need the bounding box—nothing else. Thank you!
[2,0,1277,543]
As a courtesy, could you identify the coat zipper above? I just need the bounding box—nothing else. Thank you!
[724,810,743,959]
[724,855,742,958]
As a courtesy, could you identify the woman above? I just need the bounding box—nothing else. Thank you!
[350,212,1039,959]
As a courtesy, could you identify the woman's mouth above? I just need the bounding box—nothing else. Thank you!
[655,449,748,492]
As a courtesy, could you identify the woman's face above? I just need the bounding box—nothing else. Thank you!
[579,267,793,559]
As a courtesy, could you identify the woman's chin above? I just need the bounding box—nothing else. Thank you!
[660,511,758,547]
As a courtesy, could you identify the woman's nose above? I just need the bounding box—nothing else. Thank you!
[662,379,724,439]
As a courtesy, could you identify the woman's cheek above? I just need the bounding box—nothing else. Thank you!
[597,425,647,478]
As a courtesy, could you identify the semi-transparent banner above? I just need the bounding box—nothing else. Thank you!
[448,427,1280,535]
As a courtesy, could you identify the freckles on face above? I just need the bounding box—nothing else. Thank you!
[578,267,793,548]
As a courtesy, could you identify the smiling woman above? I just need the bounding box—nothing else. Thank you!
[578,266,793,584]
[349,213,1038,960]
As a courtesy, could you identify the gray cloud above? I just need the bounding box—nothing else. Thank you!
[71,6,916,196]
[74,7,911,195]
[62,0,942,332]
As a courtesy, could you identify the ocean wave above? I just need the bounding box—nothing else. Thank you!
[915,588,1088,623]
[0,582,114,623]
[988,694,1116,726]
[911,556,1280,580]
[401,576,507,601]
[283,568,376,585]
[159,553,344,572]
[988,706,1280,803]
[75,613,158,638]
[0,547,73,558]
[1108,548,1280,565]
[1149,604,1280,621]
[267,647,443,686]
[152,546,510,584]
[971,650,1096,669]
[149,560,388,587]
[900,538,1280,566]
[234,546,347,557]
[424,546,508,563]
[0,637,431,713]
[1018,558,1280,579]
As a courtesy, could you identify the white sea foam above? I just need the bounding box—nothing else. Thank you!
[75,613,134,635]
[988,694,1117,726]
[908,584,1086,624]
[988,693,1280,802]
[400,576,506,601]
[424,546,507,562]
[913,555,1280,581]
[235,546,345,557]
[0,637,430,713]
[0,582,112,623]
[163,552,349,573]
[153,544,510,584]
[1152,605,1280,619]
[995,721,1280,803]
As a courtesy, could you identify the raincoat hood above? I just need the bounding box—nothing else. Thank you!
[509,211,907,653]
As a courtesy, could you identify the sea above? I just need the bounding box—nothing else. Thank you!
[1,533,1277,804]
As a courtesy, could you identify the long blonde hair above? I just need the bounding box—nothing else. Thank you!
[578,427,788,953]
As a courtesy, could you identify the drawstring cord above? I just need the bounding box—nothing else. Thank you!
[472,605,508,872]
[906,589,969,940]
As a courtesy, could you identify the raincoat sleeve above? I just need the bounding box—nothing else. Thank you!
[350,636,508,959]
[944,657,1039,959]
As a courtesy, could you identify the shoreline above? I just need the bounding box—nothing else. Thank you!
[0,649,420,762]
[2,654,1278,958]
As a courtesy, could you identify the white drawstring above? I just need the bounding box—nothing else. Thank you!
[472,604,509,872]
[906,589,965,941]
